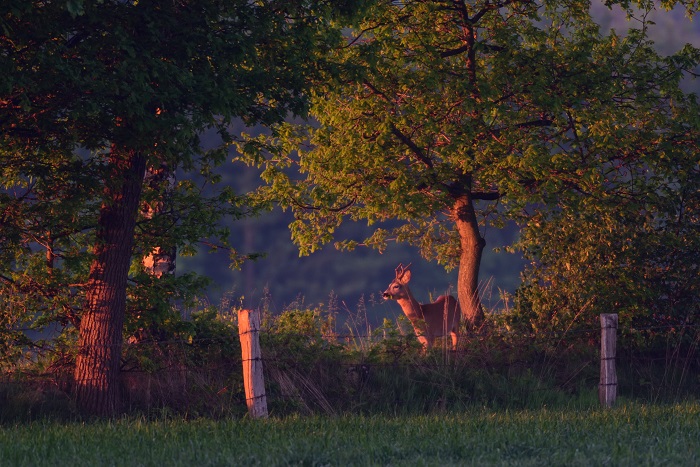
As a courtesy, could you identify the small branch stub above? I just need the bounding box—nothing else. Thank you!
[599,313,618,408]
[238,308,268,419]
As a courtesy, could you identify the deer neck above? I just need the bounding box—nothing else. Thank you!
[396,287,424,323]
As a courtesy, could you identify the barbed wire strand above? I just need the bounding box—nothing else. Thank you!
[3,321,698,407]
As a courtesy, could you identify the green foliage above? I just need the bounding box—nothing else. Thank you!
[514,208,700,333]
[242,0,699,264]
[238,0,699,330]
[0,0,371,368]
[511,84,700,346]
[117,304,245,416]
[260,304,348,415]
[267,307,336,344]
[364,316,424,363]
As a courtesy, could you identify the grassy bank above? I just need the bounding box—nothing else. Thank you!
[1,402,698,466]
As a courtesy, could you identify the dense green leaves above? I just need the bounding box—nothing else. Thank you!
[247,1,696,254]
[514,93,700,338]
[0,0,368,369]
[241,0,699,328]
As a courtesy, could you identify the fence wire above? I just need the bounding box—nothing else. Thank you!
[2,320,699,415]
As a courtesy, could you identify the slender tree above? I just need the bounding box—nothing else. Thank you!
[1,0,367,415]
[241,0,699,328]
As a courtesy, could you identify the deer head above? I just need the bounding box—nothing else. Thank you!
[382,263,412,300]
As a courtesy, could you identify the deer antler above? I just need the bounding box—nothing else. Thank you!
[395,262,412,280]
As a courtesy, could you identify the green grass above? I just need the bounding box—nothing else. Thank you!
[1,402,699,466]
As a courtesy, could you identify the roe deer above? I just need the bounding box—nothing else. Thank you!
[382,263,460,350]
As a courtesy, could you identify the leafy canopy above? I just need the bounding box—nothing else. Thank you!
[0,0,368,359]
[240,0,699,273]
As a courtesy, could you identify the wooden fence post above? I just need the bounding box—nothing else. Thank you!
[599,313,618,408]
[238,308,268,419]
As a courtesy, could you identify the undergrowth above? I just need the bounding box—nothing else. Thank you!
[1,292,698,422]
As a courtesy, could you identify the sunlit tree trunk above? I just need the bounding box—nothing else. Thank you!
[453,193,485,328]
[74,148,146,416]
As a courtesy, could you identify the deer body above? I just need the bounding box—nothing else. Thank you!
[383,263,460,350]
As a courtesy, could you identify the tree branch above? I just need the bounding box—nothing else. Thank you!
[440,44,470,58]
[491,118,554,137]
[0,273,14,284]
[472,191,502,200]
[389,124,434,169]
[440,42,505,58]
[472,0,528,24]
[289,196,356,212]
[362,79,393,104]
[341,23,386,49]
[361,80,435,170]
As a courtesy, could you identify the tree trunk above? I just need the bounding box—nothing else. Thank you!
[453,194,485,328]
[74,149,146,416]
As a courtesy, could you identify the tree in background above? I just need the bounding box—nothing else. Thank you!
[514,99,700,338]
[1,0,366,415]
[507,10,700,340]
[240,0,699,329]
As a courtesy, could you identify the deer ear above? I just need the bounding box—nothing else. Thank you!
[400,269,412,284]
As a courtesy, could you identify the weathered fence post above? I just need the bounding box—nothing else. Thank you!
[238,308,268,418]
[599,313,618,408]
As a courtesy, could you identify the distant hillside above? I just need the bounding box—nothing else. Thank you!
[179,190,524,315]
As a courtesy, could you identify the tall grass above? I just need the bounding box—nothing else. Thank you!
[1,402,698,466]
[3,290,698,420]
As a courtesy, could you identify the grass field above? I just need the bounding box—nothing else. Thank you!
[1,402,698,466]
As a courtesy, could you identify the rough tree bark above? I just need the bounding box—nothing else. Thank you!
[453,193,485,328]
[74,148,146,416]
[451,14,484,328]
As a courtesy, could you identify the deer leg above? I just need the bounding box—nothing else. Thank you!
[417,335,431,350]
[450,331,458,350]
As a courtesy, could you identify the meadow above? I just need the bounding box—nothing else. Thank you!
[1,402,698,466]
